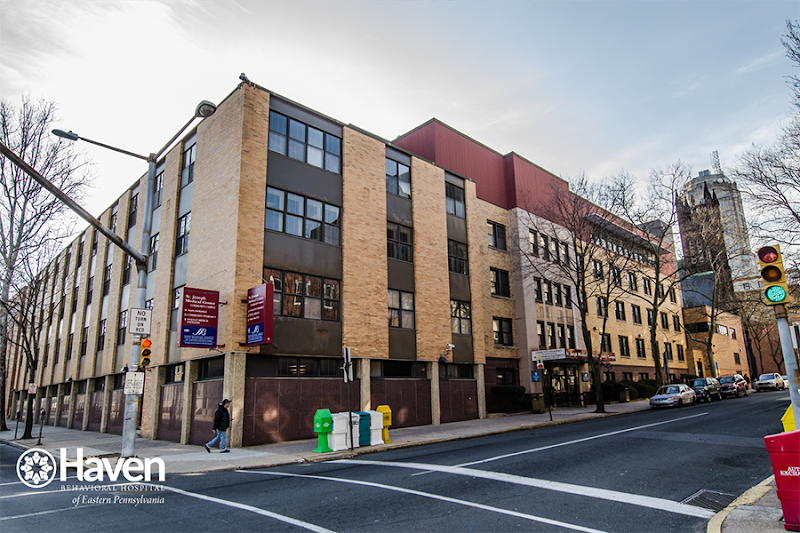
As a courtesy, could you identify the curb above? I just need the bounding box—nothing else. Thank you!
[706,475,775,533]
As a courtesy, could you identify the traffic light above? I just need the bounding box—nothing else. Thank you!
[139,339,152,369]
[757,245,791,305]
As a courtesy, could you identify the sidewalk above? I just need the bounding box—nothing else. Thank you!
[2,400,783,531]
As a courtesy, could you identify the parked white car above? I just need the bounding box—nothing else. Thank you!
[755,373,786,392]
[649,384,696,408]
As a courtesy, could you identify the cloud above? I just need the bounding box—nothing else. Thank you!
[737,49,783,74]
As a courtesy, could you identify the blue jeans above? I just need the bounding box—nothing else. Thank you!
[206,429,227,451]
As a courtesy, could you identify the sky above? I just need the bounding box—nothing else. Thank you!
[1,0,799,219]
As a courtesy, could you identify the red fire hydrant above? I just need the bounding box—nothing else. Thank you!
[765,429,800,531]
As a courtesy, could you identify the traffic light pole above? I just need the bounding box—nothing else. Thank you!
[775,304,800,424]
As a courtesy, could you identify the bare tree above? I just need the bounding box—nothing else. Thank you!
[740,297,785,376]
[608,162,689,387]
[0,96,90,431]
[733,20,800,256]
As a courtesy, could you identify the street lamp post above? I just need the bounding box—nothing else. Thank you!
[52,100,216,457]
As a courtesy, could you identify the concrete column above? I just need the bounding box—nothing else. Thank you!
[82,379,95,431]
[53,384,64,426]
[358,358,371,411]
[100,375,113,433]
[180,359,199,445]
[475,363,487,419]
[224,352,246,448]
[66,383,77,429]
[43,387,53,425]
[144,365,167,440]
[429,361,441,425]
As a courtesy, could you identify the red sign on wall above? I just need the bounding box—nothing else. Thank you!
[246,284,273,346]
[179,287,219,347]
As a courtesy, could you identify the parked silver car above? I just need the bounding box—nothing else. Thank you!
[650,384,696,408]
[755,373,786,391]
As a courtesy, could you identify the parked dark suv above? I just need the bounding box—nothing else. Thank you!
[691,377,723,402]
[719,374,749,398]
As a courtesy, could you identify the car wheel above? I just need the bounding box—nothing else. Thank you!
[677,399,683,407]
[744,387,749,396]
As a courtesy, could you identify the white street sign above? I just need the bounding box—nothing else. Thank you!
[124,372,145,395]
[130,308,152,336]
[27,383,36,395]
[532,348,566,361]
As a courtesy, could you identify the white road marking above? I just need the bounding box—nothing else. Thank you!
[238,470,609,533]
[336,459,715,519]
[456,412,709,468]
[0,506,83,521]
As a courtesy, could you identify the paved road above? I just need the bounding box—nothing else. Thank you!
[0,390,787,533]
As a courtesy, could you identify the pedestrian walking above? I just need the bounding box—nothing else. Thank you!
[205,399,232,453]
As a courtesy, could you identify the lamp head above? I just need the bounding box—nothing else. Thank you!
[195,100,217,118]
[52,129,79,141]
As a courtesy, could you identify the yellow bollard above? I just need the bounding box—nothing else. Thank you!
[782,405,796,432]
[376,405,392,444]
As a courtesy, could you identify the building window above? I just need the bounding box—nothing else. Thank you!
[128,193,138,228]
[448,240,469,275]
[636,338,646,359]
[277,357,343,378]
[614,301,626,321]
[660,312,669,330]
[493,317,513,346]
[387,222,413,262]
[537,321,545,349]
[619,336,630,358]
[153,171,164,207]
[170,287,183,331]
[109,212,117,233]
[561,241,570,267]
[388,290,415,329]
[557,324,566,348]
[549,239,560,263]
[71,286,79,314]
[664,343,673,361]
[149,234,159,272]
[86,277,93,306]
[544,280,553,304]
[540,234,550,261]
[67,333,73,360]
[639,373,649,380]
[622,372,633,381]
[628,272,638,291]
[534,277,543,302]
[596,296,608,317]
[731,328,737,339]
[643,278,652,295]
[103,265,111,296]
[445,182,466,218]
[96,319,106,352]
[386,158,410,198]
[568,326,576,349]
[91,230,98,256]
[118,310,127,345]
[600,333,612,352]
[496,368,516,386]
[677,344,685,361]
[592,260,603,279]
[564,285,572,307]
[182,144,195,186]
[176,213,191,256]
[268,111,341,173]
[79,326,88,357]
[529,230,539,256]
[145,299,153,309]
[611,267,621,286]
[451,300,471,335]
[673,315,681,332]
[265,187,341,245]
[265,268,340,321]
[487,221,507,250]
[647,309,654,326]
[604,372,615,382]
[631,305,642,324]
[669,286,677,303]
[546,323,556,348]
[734,352,741,365]
[490,268,510,297]
[554,284,563,306]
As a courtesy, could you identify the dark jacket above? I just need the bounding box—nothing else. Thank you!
[212,404,230,431]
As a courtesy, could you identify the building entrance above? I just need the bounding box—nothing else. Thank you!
[546,364,580,407]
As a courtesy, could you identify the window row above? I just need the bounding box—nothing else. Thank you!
[266,187,341,245]
[268,111,341,173]
[590,234,656,266]
[534,278,572,307]
[536,321,576,350]
[529,231,569,265]
[386,158,411,198]
[265,268,341,321]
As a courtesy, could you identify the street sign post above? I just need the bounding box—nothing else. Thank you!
[130,308,152,336]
